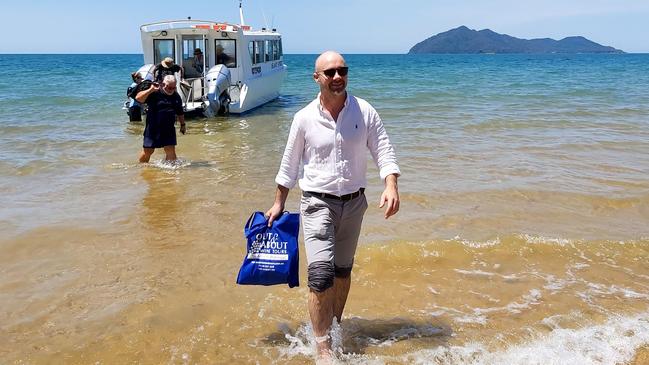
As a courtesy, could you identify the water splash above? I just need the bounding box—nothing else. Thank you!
[149,158,192,170]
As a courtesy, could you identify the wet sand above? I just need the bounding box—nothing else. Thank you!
[633,346,649,365]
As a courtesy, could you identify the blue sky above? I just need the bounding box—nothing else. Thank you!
[1,0,647,53]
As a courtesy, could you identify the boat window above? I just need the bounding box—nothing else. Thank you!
[256,41,265,64]
[266,40,282,62]
[153,39,175,65]
[249,40,265,64]
[272,40,280,61]
[278,39,283,59]
[265,40,272,62]
[215,40,237,68]
[182,36,207,77]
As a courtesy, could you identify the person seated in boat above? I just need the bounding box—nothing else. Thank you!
[192,48,204,75]
[153,57,183,82]
[215,44,233,66]
[186,48,205,98]
[126,71,144,121]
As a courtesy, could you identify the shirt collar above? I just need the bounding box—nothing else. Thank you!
[316,92,349,114]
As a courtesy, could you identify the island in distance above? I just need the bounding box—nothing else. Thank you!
[409,26,624,54]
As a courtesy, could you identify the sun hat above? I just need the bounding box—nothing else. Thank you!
[194,48,202,55]
[161,57,174,67]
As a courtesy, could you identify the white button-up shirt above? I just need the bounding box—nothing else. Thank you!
[275,93,400,196]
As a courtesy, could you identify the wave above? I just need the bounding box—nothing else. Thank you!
[396,312,649,365]
[273,312,649,364]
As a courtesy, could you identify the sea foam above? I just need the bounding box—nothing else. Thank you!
[276,312,649,365]
[397,312,649,365]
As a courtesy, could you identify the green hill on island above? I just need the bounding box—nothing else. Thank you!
[409,26,624,54]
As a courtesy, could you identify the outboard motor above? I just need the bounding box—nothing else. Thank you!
[206,64,231,115]
[137,64,155,81]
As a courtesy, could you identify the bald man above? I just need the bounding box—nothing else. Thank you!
[266,51,401,360]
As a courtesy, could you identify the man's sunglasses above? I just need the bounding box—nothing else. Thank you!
[320,67,349,78]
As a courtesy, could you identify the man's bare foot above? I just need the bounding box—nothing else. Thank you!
[315,335,334,364]
[315,348,334,365]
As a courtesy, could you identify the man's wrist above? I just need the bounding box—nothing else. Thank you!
[385,174,398,187]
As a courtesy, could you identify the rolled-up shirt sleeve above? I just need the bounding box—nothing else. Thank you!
[367,109,401,180]
[275,116,305,188]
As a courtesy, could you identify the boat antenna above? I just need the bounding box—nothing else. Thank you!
[262,10,268,30]
[239,0,246,26]
[261,1,269,30]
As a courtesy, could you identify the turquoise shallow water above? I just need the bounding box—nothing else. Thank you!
[1,54,648,198]
[1,54,648,364]
[4,53,648,237]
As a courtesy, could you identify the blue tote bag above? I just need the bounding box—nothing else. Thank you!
[236,211,300,288]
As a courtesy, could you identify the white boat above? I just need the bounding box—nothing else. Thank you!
[126,3,287,118]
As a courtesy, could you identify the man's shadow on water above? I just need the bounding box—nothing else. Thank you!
[262,317,453,355]
[139,167,185,241]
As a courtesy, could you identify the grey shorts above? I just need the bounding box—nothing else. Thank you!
[300,191,369,269]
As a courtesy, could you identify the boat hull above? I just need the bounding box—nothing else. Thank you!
[230,65,287,114]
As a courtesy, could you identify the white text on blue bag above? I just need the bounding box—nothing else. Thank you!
[248,233,289,260]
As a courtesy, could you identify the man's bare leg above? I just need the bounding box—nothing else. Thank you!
[333,276,351,323]
[309,288,335,359]
[139,148,154,163]
[163,146,177,161]
[309,276,352,361]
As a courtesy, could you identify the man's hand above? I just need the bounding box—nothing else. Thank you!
[379,174,400,219]
[136,82,159,103]
[265,185,290,227]
[265,202,285,227]
[178,115,186,135]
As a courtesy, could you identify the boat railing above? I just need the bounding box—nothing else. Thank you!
[179,76,240,110]
[180,77,207,106]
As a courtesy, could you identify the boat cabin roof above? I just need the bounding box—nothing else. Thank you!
[140,20,280,36]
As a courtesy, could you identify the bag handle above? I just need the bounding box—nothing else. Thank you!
[244,212,256,231]
[244,211,269,234]
[244,211,296,234]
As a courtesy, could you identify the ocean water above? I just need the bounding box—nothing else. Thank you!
[0,53,648,364]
